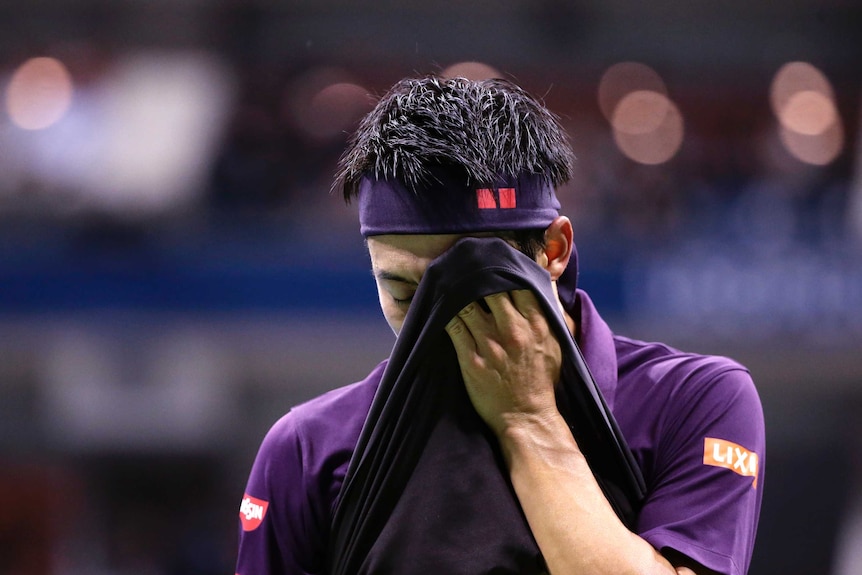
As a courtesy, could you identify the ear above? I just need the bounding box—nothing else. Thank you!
[538,216,574,281]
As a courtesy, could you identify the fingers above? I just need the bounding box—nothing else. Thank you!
[482,292,513,327]
[509,289,542,318]
[510,289,553,334]
[450,290,542,333]
[446,301,502,366]
[444,313,476,355]
[451,299,504,355]
[486,289,547,334]
[446,289,547,351]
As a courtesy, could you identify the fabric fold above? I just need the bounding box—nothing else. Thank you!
[328,237,645,575]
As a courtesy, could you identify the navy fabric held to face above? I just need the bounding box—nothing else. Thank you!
[328,237,644,575]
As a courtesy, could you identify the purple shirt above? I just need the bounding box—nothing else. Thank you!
[236,290,765,575]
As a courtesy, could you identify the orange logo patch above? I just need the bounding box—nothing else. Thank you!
[239,494,269,531]
[703,437,759,488]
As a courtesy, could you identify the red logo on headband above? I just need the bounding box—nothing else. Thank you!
[477,188,517,209]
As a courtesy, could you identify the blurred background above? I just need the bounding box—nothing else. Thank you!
[0,0,860,573]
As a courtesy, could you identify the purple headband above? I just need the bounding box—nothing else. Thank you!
[358,170,561,236]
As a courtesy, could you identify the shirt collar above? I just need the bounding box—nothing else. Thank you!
[571,289,619,409]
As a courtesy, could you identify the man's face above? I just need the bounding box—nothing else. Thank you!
[366,217,572,337]
[367,233,474,335]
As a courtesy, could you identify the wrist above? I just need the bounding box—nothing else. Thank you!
[496,409,582,465]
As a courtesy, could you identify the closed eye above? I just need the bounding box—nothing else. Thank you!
[374,270,418,308]
[393,294,414,307]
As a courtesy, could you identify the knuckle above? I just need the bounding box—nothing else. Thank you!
[464,355,484,373]
[530,317,550,337]
[459,303,477,317]
[486,340,507,361]
[504,329,530,349]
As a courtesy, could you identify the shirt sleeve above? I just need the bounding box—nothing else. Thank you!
[235,412,324,575]
[636,364,765,575]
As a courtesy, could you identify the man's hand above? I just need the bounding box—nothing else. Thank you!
[444,289,697,575]
[444,290,562,437]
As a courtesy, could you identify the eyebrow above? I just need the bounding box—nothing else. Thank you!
[373,270,418,286]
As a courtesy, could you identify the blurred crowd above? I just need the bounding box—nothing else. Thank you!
[1,42,859,257]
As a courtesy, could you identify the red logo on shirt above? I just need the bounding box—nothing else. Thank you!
[703,437,759,488]
[239,494,269,531]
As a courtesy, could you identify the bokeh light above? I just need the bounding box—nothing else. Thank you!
[91,52,234,215]
[612,94,684,165]
[440,61,502,81]
[598,62,683,165]
[611,90,670,135]
[5,57,74,130]
[770,61,834,119]
[286,68,371,142]
[780,90,837,136]
[779,119,844,166]
[307,82,371,140]
[597,61,667,122]
[769,61,843,165]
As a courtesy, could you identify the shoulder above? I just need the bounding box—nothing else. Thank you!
[613,335,762,452]
[259,360,386,471]
[615,334,750,386]
[614,335,758,423]
[236,361,386,575]
[611,336,764,575]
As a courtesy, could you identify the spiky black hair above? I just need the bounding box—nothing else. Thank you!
[334,76,575,202]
